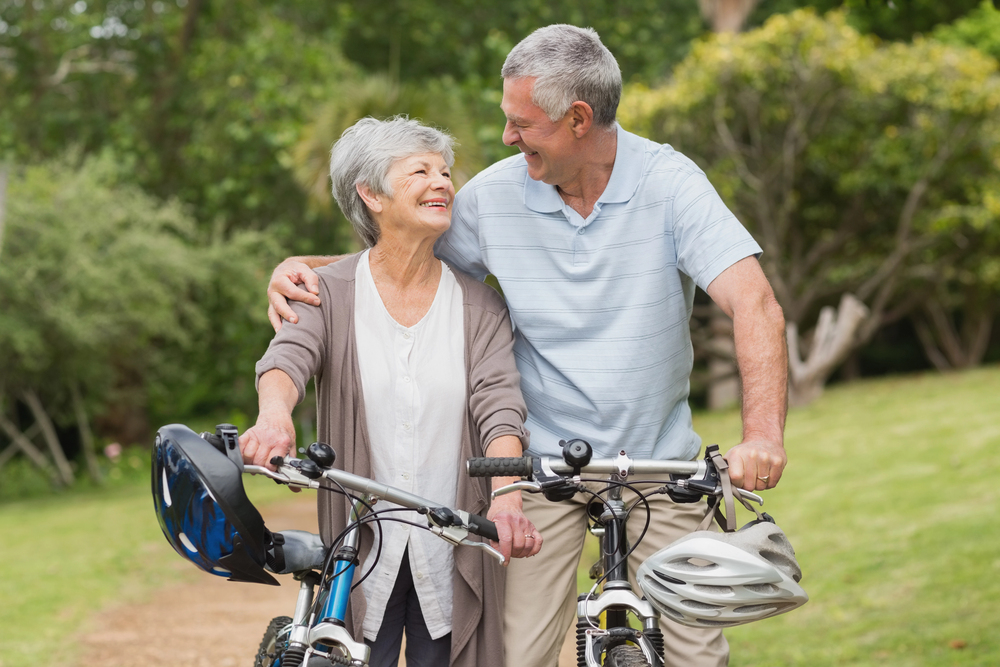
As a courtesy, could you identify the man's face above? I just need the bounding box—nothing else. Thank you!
[500,77,577,186]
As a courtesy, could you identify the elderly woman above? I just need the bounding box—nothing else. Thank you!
[239,116,541,667]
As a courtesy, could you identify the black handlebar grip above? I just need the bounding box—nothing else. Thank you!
[465,513,500,542]
[466,456,533,478]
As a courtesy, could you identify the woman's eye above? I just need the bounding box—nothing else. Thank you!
[443,172,451,179]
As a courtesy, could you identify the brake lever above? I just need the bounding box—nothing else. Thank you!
[244,463,320,489]
[426,524,506,565]
[491,481,542,499]
[461,539,506,565]
[735,488,764,506]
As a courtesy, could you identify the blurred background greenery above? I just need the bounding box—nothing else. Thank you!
[0,0,998,494]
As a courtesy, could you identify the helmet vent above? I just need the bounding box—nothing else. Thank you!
[212,566,232,575]
[694,584,734,597]
[744,583,780,595]
[644,579,677,596]
[161,469,172,507]
[680,599,724,611]
[759,550,801,582]
[734,604,778,615]
[178,532,198,554]
[670,557,718,571]
[652,570,685,585]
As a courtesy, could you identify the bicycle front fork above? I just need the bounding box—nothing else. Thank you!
[575,483,664,667]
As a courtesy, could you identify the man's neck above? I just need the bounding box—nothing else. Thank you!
[556,128,618,219]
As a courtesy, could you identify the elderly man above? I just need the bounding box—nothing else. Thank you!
[268,24,787,667]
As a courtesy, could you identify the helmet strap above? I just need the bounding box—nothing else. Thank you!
[697,447,766,533]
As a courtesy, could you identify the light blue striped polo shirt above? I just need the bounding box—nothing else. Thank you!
[436,125,761,460]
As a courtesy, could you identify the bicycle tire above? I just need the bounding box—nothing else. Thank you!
[604,644,651,667]
[254,615,292,667]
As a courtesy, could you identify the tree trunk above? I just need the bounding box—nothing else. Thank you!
[71,384,103,483]
[21,389,75,485]
[787,293,870,406]
[0,412,61,483]
[699,0,759,33]
[707,304,740,410]
[912,299,994,370]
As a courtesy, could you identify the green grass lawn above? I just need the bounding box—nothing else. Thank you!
[0,460,291,667]
[693,367,1000,667]
[1,367,998,666]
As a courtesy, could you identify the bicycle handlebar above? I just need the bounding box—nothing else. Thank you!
[467,446,763,508]
[247,459,501,544]
[466,455,703,478]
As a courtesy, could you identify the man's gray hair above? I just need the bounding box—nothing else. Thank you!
[329,116,455,248]
[501,24,621,127]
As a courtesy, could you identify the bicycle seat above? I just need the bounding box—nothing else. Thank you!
[269,530,327,574]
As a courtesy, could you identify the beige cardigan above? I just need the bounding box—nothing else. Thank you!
[255,253,528,667]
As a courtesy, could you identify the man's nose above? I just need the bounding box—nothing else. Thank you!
[502,121,519,147]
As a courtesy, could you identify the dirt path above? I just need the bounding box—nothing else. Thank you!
[75,497,576,666]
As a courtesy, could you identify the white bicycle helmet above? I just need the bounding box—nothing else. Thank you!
[636,520,808,627]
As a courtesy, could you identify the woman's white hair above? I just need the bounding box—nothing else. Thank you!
[501,24,621,128]
[329,116,455,248]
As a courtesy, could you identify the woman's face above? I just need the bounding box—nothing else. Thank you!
[375,152,454,243]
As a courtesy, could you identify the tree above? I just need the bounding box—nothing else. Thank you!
[0,155,282,483]
[620,10,1000,404]
[934,2,1000,65]
[746,0,989,40]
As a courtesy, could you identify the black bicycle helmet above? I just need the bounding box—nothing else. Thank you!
[152,423,278,585]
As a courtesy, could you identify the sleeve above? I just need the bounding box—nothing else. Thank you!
[434,183,490,281]
[254,288,329,405]
[671,165,762,292]
[466,298,530,451]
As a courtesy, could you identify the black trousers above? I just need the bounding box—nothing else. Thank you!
[365,549,452,667]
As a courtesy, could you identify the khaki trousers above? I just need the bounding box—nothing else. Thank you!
[504,486,729,667]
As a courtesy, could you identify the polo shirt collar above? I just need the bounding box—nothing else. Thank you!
[523,124,645,214]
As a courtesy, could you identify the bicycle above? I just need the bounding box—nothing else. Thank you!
[152,423,504,667]
[466,439,805,667]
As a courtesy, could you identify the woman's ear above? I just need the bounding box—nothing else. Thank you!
[356,183,384,214]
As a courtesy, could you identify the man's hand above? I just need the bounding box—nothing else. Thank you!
[267,259,321,331]
[487,492,543,562]
[239,411,297,471]
[724,438,787,491]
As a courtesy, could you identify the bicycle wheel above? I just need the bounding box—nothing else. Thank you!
[604,643,651,667]
[254,615,292,667]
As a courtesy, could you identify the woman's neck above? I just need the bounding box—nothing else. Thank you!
[368,237,442,327]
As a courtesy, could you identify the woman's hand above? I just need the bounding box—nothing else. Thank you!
[487,491,542,562]
[239,410,297,471]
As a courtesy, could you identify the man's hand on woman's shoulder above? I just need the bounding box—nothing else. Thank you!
[266,257,329,331]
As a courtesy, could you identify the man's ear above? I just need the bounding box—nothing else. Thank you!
[567,101,595,138]
[356,183,384,213]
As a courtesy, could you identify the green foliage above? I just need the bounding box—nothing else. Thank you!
[0,1,355,253]
[934,0,1000,61]
[0,156,285,462]
[748,0,988,40]
[330,0,705,86]
[620,11,1000,336]
[0,155,208,421]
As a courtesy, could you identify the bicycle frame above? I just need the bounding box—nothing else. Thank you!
[575,475,664,667]
[247,459,504,667]
[278,495,374,667]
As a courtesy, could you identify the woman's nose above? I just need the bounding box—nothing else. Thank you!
[431,172,452,190]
